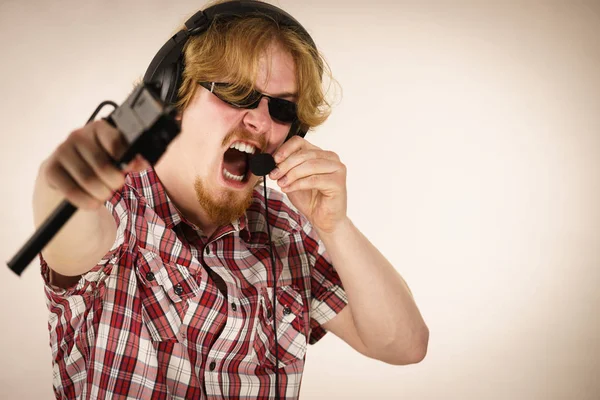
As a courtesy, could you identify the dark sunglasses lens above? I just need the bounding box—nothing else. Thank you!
[205,82,297,122]
[210,83,260,108]
[269,99,297,123]
[238,91,262,108]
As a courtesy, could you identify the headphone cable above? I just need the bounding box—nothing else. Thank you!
[262,177,281,400]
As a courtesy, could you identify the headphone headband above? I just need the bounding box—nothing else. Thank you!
[187,1,317,51]
[142,1,319,139]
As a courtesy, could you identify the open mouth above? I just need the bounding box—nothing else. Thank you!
[221,141,258,185]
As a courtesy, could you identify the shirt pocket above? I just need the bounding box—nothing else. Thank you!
[136,247,186,342]
[252,285,308,369]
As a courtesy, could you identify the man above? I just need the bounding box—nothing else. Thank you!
[33,1,429,398]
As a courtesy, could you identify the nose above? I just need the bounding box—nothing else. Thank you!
[242,97,272,135]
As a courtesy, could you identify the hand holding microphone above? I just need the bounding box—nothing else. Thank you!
[265,136,348,235]
[250,134,349,236]
[8,84,181,275]
[42,120,149,212]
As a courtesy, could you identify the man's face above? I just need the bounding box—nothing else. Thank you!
[174,42,297,226]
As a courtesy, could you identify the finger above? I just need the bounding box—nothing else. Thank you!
[280,172,341,194]
[271,149,339,180]
[46,163,104,209]
[93,120,130,161]
[92,120,150,173]
[122,154,151,173]
[271,149,318,180]
[55,141,115,202]
[73,131,126,191]
[273,135,318,164]
[276,158,342,188]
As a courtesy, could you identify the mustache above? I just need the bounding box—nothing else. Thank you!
[221,128,268,153]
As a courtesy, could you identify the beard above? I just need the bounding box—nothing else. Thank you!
[193,127,266,228]
[193,176,255,227]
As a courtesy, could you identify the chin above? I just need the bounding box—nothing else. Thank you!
[194,174,256,226]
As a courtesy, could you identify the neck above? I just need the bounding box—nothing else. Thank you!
[154,159,219,238]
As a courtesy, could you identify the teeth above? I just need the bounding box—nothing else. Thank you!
[223,168,245,182]
[229,141,256,154]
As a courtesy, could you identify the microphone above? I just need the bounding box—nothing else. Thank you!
[7,83,180,276]
[249,153,276,176]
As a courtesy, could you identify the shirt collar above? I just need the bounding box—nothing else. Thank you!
[128,166,250,237]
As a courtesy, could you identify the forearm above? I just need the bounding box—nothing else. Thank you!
[33,159,117,276]
[316,217,428,360]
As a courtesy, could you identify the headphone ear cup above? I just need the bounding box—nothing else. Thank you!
[152,58,184,106]
[167,59,184,105]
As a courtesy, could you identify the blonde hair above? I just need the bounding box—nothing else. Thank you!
[174,0,335,133]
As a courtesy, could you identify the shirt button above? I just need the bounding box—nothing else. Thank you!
[266,309,272,319]
[283,306,291,316]
[146,272,155,281]
[205,246,211,255]
[174,284,184,295]
[231,302,237,311]
[209,361,216,371]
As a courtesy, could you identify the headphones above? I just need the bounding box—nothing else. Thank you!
[142,0,321,141]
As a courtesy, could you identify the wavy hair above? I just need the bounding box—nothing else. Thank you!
[174,0,336,133]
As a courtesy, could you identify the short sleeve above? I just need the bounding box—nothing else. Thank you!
[303,220,348,345]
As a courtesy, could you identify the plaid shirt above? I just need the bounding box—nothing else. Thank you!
[40,167,348,399]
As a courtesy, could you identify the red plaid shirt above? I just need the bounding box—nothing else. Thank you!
[40,167,348,399]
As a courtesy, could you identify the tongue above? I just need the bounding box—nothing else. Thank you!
[223,148,248,177]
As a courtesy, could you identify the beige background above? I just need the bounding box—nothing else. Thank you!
[1,0,599,399]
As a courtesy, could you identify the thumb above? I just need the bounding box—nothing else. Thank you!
[123,154,151,173]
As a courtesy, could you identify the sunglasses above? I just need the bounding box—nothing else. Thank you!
[198,81,298,124]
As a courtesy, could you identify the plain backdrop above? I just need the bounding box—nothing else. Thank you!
[0,0,599,399]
